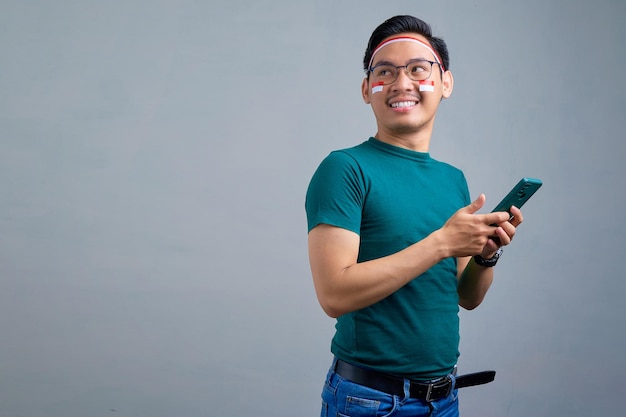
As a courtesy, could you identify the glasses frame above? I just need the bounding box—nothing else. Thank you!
[366,58,442,85]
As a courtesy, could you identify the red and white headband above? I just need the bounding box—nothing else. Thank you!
[368,36,445,72]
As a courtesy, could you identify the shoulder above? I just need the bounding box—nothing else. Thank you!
[429,157,466,179]
[313,141,375,175]
[326,140,374,162]
[428,155,461,171]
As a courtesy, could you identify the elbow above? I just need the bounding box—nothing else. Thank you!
[322,306,342,319]
[318,297,345,319]
[460,302,479,311]
[458,297,483,311]
[316,291,350,318]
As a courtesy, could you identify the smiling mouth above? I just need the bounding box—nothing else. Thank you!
[390,101,418,108]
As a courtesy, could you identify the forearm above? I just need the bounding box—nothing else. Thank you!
[457,257,495,310]
[310,230,448,318]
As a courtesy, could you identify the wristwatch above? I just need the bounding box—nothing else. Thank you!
[473,247,503,267]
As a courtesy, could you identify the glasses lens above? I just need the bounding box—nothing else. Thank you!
[371,65,398,85]
[406,60,432,81]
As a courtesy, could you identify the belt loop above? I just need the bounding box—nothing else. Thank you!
[402,377,412,401]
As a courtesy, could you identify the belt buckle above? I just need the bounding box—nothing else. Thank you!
[425,375,452,403]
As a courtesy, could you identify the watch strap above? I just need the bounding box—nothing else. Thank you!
[473,247,503,267]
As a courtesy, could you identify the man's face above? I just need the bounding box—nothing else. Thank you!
[361,33,453,137]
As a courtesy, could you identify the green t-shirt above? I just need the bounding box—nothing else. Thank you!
[305,137,470,380]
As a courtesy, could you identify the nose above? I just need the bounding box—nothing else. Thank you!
[391,67,415,91]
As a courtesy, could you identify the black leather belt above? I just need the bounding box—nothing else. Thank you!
[335,359,495,402]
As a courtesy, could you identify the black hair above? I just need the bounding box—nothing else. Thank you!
[363,15,450,73]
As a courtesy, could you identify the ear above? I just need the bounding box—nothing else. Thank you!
[441,70,454,99]
[361,77,371,104]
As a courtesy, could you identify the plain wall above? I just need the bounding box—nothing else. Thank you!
[1,1,625,416]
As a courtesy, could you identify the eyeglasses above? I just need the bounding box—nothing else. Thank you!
[367,59,440,85]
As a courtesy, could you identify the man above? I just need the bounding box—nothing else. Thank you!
[305,15,524,416]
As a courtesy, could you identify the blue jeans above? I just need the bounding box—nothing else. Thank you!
[321,360,459,417]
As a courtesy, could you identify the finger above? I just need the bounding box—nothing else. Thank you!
[464,194,485,214]
[494,227,512,246]
[483,237,501,254]
[509,206,524,227]
[485,211,510,225]
[499,221,516,239]
[486,223,504,246]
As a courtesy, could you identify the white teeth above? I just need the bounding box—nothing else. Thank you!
[391,101,417,108]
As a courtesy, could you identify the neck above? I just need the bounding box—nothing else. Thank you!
[374,128,432,153]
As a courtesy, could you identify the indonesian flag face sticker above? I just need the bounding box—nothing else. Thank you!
[371,81,384,94]
[419,80,435,92]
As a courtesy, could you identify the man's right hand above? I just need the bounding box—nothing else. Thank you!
[436,194,510,258]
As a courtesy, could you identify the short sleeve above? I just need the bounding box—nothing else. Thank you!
[305,151,366,234]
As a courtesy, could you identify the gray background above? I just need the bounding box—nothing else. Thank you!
[1,1,624,416]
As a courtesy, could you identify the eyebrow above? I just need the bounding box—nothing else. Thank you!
[371,57,433,68]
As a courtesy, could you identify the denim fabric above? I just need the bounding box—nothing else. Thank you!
[320,361,459,417]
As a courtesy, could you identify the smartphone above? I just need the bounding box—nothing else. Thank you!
[491,177,543,214]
